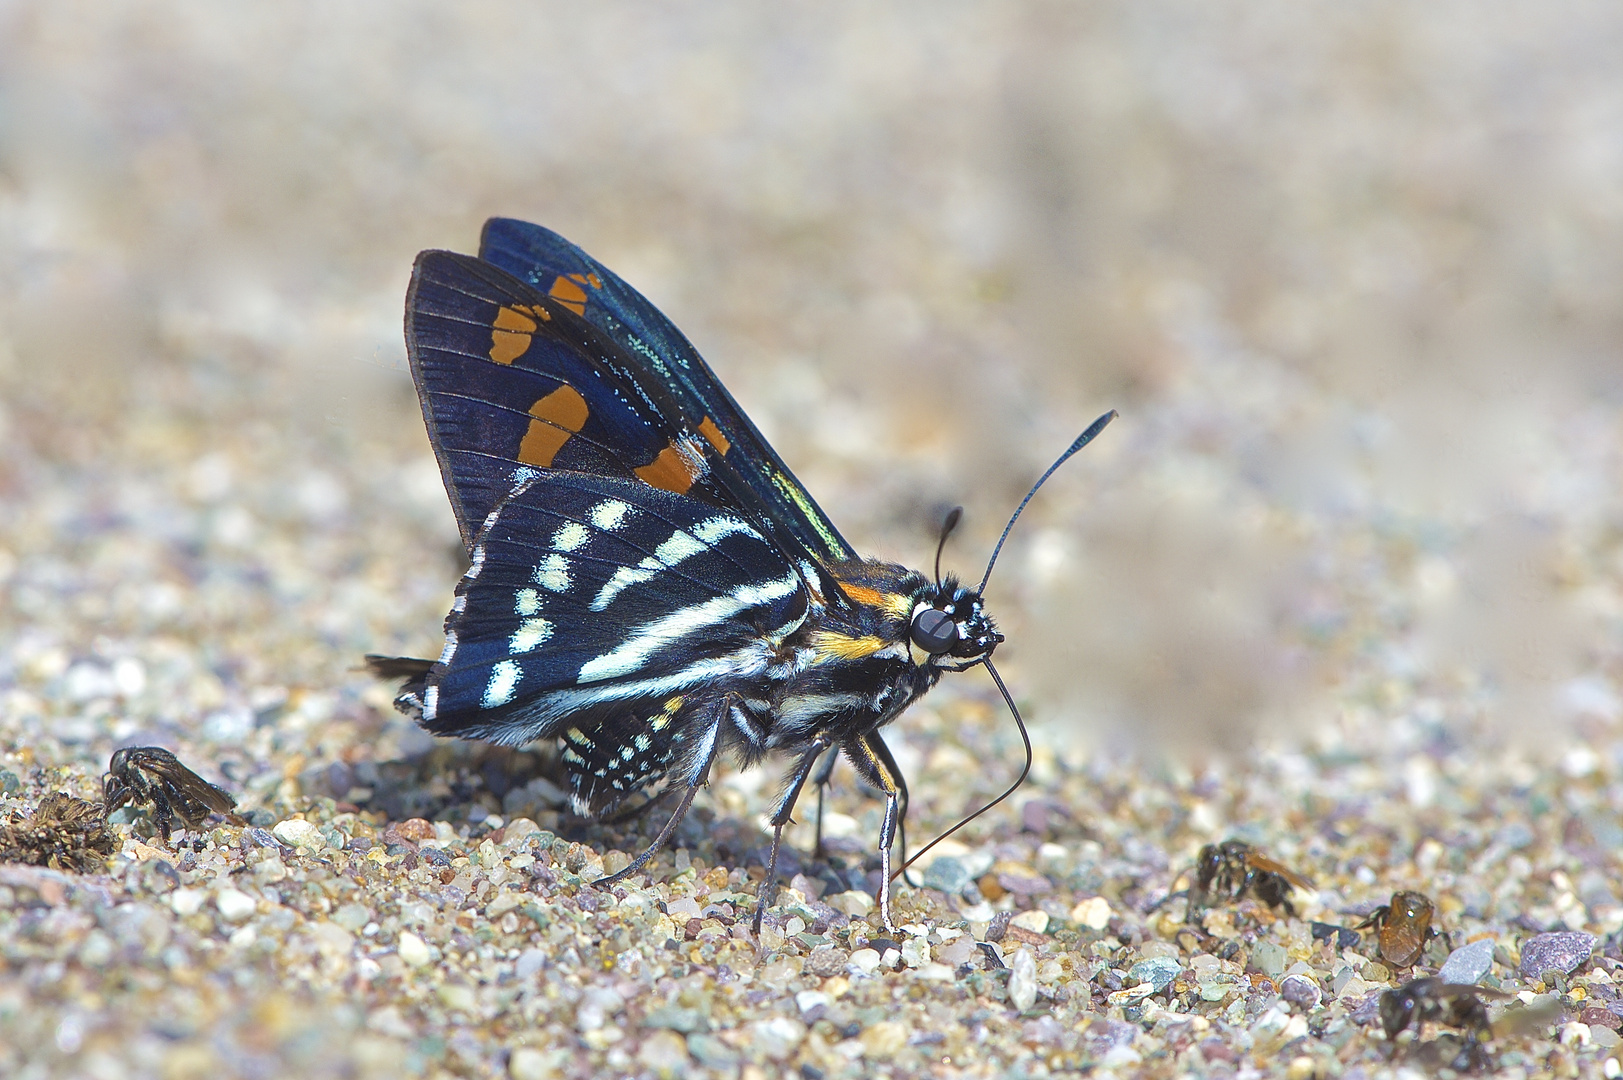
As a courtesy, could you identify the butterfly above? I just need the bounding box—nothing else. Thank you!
[369,218,1114,930]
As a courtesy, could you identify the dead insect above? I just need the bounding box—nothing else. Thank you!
[0,792,117,872]
[1186,840,1314,921]
[1379,977,1505,1071]
[103,747,238,842]
[1356,890,1441,968]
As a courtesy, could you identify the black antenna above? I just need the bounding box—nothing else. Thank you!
[897,409,1116,880]
[895,656,1030,880]
[934,506,963,585]
[977,410,1116,594]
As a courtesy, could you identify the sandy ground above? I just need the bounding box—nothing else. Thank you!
[2,3,1622,1077]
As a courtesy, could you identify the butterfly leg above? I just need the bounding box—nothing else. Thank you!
[594,711,723,888]
[809,745,840,857]
[862,732,917,888]
[752,734,835,934]
[845,731,907,933]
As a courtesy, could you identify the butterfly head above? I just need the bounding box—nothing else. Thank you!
[910,576,1002,665]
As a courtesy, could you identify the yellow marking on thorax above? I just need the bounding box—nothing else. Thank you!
[809,631,891,661]
[489,304,550,365]
[698,416,730,455]
[517,385,590,467]
[836,581,912,620]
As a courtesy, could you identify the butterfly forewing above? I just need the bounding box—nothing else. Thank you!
[419,471,809,751]
[479,218,856,564]
[407,251,739,553]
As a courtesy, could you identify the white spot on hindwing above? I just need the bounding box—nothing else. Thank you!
[509,617,554,653]
[552,521,590,551]
[533,553,571,592]
[483,660,521,707]
[589,499,632,531]
[515,588,542,616]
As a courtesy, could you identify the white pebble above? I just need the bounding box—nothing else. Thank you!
[1011,910,1050,934]
[397,930,432,968]
[1070,896,1111,930]
[828,890,874,917]
[848,948,881,974]
[168,888,205,916]
[272,819,325,851]
[1008,947,1038,1011]
[214,888,257,923]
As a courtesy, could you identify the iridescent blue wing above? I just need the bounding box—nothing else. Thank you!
[479,218,857,563]
[405,470,809,810]
[407,250,743,554]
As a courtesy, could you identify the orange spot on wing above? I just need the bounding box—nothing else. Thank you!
[489,304,550,365]
[698,416,731,455]
[548,274,597,316]
[517,385,590,467]
[635,442,699,494]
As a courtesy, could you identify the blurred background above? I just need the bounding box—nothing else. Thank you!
[1,0,1620,765]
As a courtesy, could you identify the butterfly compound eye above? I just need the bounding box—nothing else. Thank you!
[911,608,958,654]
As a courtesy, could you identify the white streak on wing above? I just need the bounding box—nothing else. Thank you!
[552,521,590,551]
[589,499,632,531]
[692,516,760,546]
[533,553,571,592]
[483,659,521,708]
[589,515,761,612]
[508,617,554,653]
[591,565,656,611]
[422,684,438,721]
[577,571,803,683]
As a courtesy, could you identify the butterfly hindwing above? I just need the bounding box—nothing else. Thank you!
[479,218,857,564]
[416,471,809,750]
[406,251,739,553]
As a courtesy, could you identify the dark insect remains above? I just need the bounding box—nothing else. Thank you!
[369,219,1114,929]
[103,746,239,842]
[1185,839,1315,922]
[1356,889,1441,969]
[1379,977,1505,1071]
[0,792,116,873]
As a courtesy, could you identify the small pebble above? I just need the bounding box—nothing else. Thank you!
[1438,938,1496,984]
[1129,956,1182,993]
[1280,974,1323,1009]
[859,1021,908,1059]
[1011,910,1049,935]
[749,1017,806,1061]
[397,930,432,968]
[271,819,325,851]
[1008,947,1038,1011]
[1250,942,1287,979]
[508,1047,552,1080]
[1520,931,1597,980]
[636,1030,688,1076]
[848,948,881,974]
[214,888,257,923]
[921,856,972,895]
[827,890,873,917]
[1071,896,1111,930]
